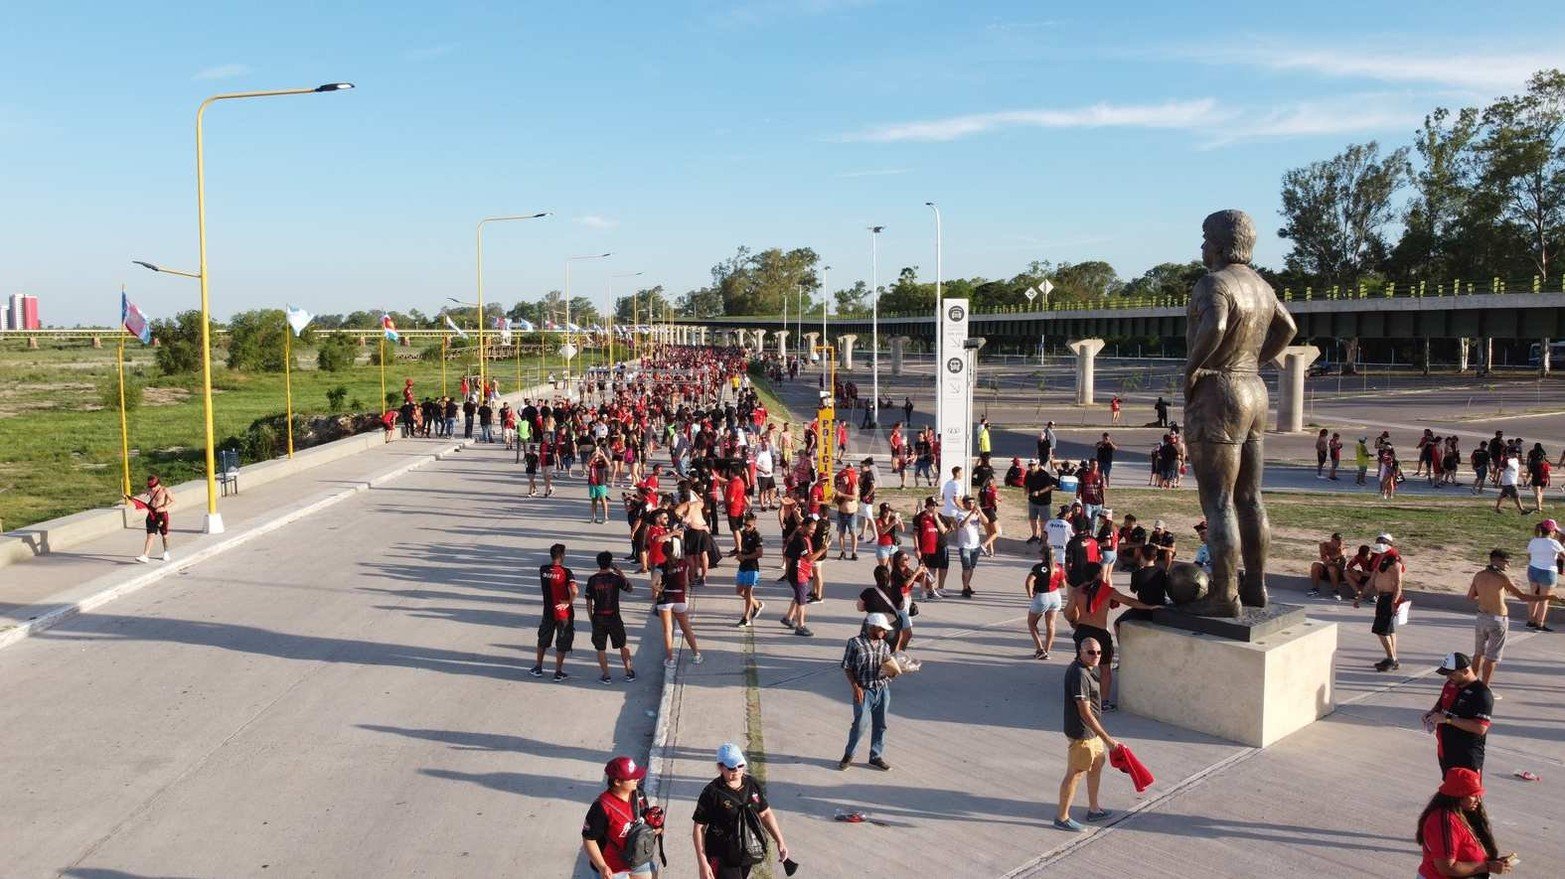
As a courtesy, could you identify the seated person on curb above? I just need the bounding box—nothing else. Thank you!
[1307,532,1349,599]
[1345,544,1374,606]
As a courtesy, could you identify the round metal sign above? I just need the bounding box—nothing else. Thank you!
[946,357,964,374]
[946,304,966,322]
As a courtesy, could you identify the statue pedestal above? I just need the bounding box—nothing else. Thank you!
[1118,610,1337,747]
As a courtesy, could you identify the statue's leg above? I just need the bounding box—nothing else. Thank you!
[1183,439,1242,617]
[1236,438,1269,607]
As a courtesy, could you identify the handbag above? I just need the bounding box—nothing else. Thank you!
[908,600,920,617]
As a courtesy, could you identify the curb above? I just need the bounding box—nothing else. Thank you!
[643,637,684,808]
[0,439,473,653]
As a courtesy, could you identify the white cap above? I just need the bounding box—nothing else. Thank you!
[863,613,894,631]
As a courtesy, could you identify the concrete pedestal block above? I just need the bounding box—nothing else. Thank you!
[1118,617,1337,747]
[837,334,858,371]
[1068,338,1105,405]
[1272,344,1320,433]
[775,330,790,359]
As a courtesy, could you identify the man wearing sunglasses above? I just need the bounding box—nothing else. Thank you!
[1054,636,1121,832]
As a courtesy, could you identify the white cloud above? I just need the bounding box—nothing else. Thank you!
[834,168,912,178]
[575,215,618,230]
[1198,94,1426,148]
[1189,46,1551,92]
[406,44,457,61]
[841,99,1226,142]
[193,63,251,81]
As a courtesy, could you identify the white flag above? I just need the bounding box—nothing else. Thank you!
[444,315,468,339]
[514,317,536,332]
[284,305,313,336]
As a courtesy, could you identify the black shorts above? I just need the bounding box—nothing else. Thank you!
[1499,485,1519,499]
[728,515,745,533]
[757,476,776,492]
[1073,624,1114,667]
[537,614,576,652]
[1371,592,1396,635]
[145,512,169,536]
[590,616,627,651]
[921,548,949,570]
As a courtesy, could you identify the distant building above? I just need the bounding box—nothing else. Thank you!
[0,308,9,331]
[9,293,40,330]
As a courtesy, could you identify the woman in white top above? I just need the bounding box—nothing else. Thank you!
[1525,519,1563,631]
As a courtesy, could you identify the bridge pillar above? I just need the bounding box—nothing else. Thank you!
[359,335,368,348]
[1480,337,1493,377]
[890,336,908,375]
[27,336,38,349]
[803,332,820,363]
[775,329,790,359]
[753,329,767,352]
[1542,338,1553,377]
[838,334,859,371]
[1421,338,1431,377]
[1068,338,1106,405]
[92,337,102,349]
[1273,345,1321,434]
[1457,338,1469,373]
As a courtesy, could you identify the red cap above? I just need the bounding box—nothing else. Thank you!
[605,756,647,782]
[1439,767,1483,798]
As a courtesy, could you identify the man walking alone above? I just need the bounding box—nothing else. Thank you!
[1055,636,1120,832]
[839,613,895,771]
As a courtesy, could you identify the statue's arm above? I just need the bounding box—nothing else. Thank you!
[1260,299,1297,365]
[1184,280,1226,394]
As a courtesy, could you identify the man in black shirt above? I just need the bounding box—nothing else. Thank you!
[1154,396,1169,428]
[734,513,765,628]
[462,397,477,438]
[531,543,578,681]
[478,401,495,443]
[692,744,789,879]
[585,551,636,684]
[1025,461,1058,545]
[1117,547,1169,628]
[1422,652,1494,775]
[1148,520,1177,571]
[972,452,995,490]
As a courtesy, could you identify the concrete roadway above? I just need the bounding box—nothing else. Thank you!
[0,445,659,877]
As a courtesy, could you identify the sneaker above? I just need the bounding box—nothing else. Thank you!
[1052,817,1086,832]
[868,757,891,771]
[528,666,544,678]
[161,551,171,562]
[794,626,814,637]
[625,670,637,682]
[1525,620,1540,629]
[754,600,765,618]
[808,595,823,604]
[134,555,150,564]
[837,755,852,770]
[600,674,613,685]
[1373,658,1392,672]
[933,590,948,599]
[663,658,677,669]
[1085,809,1114,821]
[553,670,569,682]
[849,552,858,561]
[735,618,751,628]
[961,590,974,598]
[1537,624,1555,632]
[692,652,705,664]
[1305,589,1320,598]
[1390,660,1401,671]
[837,552,846,560]
[781,617,797,629]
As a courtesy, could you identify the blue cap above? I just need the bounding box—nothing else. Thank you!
[716,742,746,769]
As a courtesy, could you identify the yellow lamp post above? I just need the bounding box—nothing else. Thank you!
[283,318,295,457]
[475,213,549,396]
[135,82,353,534]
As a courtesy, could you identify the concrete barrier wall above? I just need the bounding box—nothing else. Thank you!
[0,383,556,571]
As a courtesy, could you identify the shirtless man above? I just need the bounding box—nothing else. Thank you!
[1063,561,1154,711]
[675,482,713,587]
[1306,532,1348,600]
[1368,535,1405,671]
[1467,548,1552,688]
[129,474,175,563]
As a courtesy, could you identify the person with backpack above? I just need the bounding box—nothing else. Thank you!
[692,743,790,879]
[582,756,662,879]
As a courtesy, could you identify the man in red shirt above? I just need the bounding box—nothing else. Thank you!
[912,497,950,598]
[725,464,750,555]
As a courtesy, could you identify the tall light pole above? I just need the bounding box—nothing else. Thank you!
[138,82,353,535]
[476,213,549,398]
[820,265,832,373]
[608,271,643,366]
[926,202,942,399]
[869,225,884,428]
[565,252,612,394]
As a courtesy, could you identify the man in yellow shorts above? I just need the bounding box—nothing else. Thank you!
[1054,636,1121,831]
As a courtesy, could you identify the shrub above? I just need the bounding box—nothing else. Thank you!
[349,397,365,412]
[317,335,358,372]
[99,375,145,411]
[325,386,348,411]
[226,309,288,372]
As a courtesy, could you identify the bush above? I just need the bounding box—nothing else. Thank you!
[99,375,145,411]
[326,386,348,411]
[317,335,358,372]
[349,398,365,412]
[227,309,289,372]
[384,391,399,409]
[151,310,210,375]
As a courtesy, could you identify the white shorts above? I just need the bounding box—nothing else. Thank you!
[656,602,689,615]
[1030,591,1063,614]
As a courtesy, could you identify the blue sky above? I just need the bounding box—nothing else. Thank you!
[3,1,1560,327]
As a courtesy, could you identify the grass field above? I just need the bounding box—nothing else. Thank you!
[0,337,606,530]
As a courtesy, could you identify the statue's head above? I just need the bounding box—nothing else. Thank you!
[1201,209,1256,269]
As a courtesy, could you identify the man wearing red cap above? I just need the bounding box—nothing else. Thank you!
[582,755,660,879]
[1421,652,1493,777]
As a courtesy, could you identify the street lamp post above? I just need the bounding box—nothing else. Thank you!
[138,82,352,535]
[608,271,643,368]
[869,225,884,429]
[926,202,942,401]
[565,252,612,395]
[819,265,832,376]
[476,213,549,398]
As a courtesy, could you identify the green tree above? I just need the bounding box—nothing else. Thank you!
[834,280,870,315]
[615,285,673,322]
[150,310,209,375]
[226,308,288,372]
[1475,69,1565,281]
[1122,261,1206,300]
[316,334,358,372]
[1278,140,1411,283]
[877,266,934,315]
[1391,107,1482,281]
[1052,260,1124,300]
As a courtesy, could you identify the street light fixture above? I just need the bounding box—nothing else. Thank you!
[869,225,884,429]
[565,252,612,394]
[141,82,353,535]
[475,212,550,396]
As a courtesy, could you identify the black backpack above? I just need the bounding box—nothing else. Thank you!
[623,796,665,868]
[712,781,767,868]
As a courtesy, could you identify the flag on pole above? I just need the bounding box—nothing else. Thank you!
[121,292,153,344]
[285,305,313,336]
[514,317,535,332]
[444,315,468,339]
[381,314,399,341]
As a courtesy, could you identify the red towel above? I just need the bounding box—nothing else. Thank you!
[1109,743,1155,793]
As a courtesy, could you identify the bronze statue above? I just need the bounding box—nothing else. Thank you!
[1179,210,1296,617]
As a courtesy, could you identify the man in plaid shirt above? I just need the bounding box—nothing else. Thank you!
[838,613,895,771]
